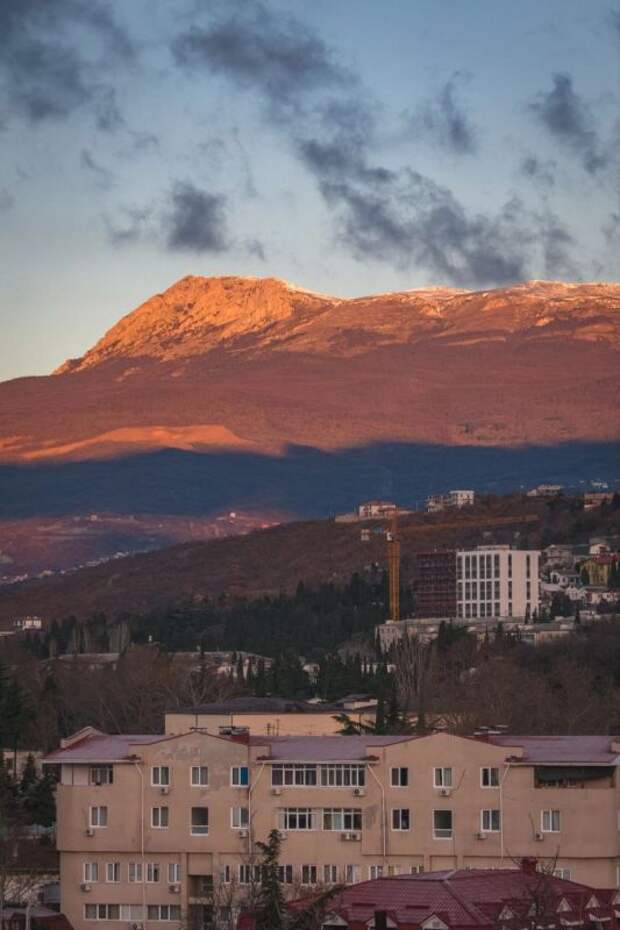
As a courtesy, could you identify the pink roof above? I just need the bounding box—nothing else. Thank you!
[254,735,412,761]
[44,733,160,764]
[488,734,618,764]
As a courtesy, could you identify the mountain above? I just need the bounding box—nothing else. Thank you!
[1,275,619,575]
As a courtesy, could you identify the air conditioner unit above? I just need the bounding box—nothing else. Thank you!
[169,884,180,894]
[341,831,361,841]
[80,883,92,892]
[535,832,544,841]
[271,787,282,796]
[130,923,143,930]
[160,786,170,795]
[85,828,95,837]
[353,787,366,797]
[238,829,249,838]
[475,832,487,841]
[440,788,452,797]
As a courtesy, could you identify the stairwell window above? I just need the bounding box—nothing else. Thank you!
[151,806,169,829]
[392,808,411,831]
[231,766,249,787]
[151,766,170,787]
[481,809,501,832]
[542,809,561,832]
[433,767,453,788]
[191,766,209,787]
[89,806,107,828]
[191,807,209,835]
[390,767,408,787]
[481,767,500,788]
[433,809,453,839]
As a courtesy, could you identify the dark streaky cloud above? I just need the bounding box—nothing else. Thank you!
[528,73,608,175]
[409,72,478,154]
[0,0,134,127]
[520,155,557,189]
[165,181,229,253]
[80,149,114,190]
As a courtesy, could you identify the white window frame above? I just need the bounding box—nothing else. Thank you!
[279,808,316,831]
[191,806,209,835]
[231,765,249,787]
[106,862,120,883]
[301,864,318,886]
[541,809,561,833]
[151,806,169,829]
[83,862,99,883]
[369,865,384,880]
[89,766,113,786]
[89,806,108,828]
[433,767,453,788]
[390,767,408,787]
[146,863,160,883]
[168,863,181,884]
[151,766,170,787]
[322,808,362,831]
[239,864,260,885]
[433,809,453,839]
[278,864,293,884]
[191,766,209,787]
[147,905,181,921]
[481,809,501,832]
[345,864,360,884]
[481,767,500,788]
[231,806,249,829]
[128,862,143,883]
[391,808,411,831]
[323,864,338,884]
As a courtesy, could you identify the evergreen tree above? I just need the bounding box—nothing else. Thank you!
[254,829,286,930]
[385,684,400,733]
[20,754,37,795]
[374,694,386,734]
[28,773,56,827]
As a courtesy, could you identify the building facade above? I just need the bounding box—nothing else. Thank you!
[47,728,620,930]
[456,546,540,620]
[415,551,457,618]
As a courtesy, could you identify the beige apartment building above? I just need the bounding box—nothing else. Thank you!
[46,726,620,930]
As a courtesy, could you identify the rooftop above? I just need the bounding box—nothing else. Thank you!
[168,696,346,715]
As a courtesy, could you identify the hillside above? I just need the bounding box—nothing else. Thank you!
[1,275,619,575]
[2,494,618,626]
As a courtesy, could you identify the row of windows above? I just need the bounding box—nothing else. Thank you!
[391,766,499,788]
[224,863,424,886]
[83,863,181,884]
[458,602,502,619]
[460,581,501,601]
[84,905,180,922]
[89,806,248,834]
[458,553,502,580]
[278,808,363,832]
[271,763,366,787]
[89,765,249,789]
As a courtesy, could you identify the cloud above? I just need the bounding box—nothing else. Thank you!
[528,73,608,175]
[80,149,114,190]
[165,181,230,253]
[407,73,478,154]
[603,212,620,243]
[0,0,134,127]
[520,154,557,189]
[0,189,15,212]
[171,0,350,122]
[245,238,267,261]
[537,210,579,279]
[105,207,153,246]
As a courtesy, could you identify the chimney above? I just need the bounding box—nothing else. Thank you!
[521,857,538,876]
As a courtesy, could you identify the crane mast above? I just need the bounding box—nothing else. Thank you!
[387,511,400,622]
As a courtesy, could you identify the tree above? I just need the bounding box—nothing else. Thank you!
[254,829,286,930]
[19,754,37,795]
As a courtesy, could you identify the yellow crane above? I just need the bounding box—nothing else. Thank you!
[386,511,400,622]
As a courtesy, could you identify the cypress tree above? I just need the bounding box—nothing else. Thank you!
[255,829,286,930]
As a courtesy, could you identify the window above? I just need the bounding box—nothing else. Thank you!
[319,764,365,787]
[433,809,453,839]
[83,863,99,883]
[526,554,531,578]
[554,868,572,880]
[301,865,317,886]
[147,905,181,921]
[231,766,249,787]
[191,766,209,787]
[345,865,360,884]
[280,808,315,831]
[89,806,107,828]
[221,866,232,884]
[89,766,113,786]
[481,767,500,788]
[508,553,512,577]
[231,807,249,829]
[168,864,181,884]
[390,767,408,787]
[542,809,561,833]
[369,865,384,879]
[323,865,338,884]
[481,809,501,832]
[128,862,143,883]
[387,865,401,876]
[494,601,500,616]
[278,865,293,884]
[411,865,424,875]
[239,865,261,885]
[191,807,209,835]
[392,808,410,831]
[151,807,169,829]
[433,767,453,788]
[85,905,121,921]
[151,766,170,787]
[106,862,120,883]
[322,808,362,831]
[146,863,160,883]
[272,764,317,786]
[494,554,500,575]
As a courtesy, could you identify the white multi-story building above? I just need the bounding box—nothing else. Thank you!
[447,489,475,508]
[456,546,540,620]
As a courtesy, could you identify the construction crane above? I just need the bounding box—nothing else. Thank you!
[386,511,400,622]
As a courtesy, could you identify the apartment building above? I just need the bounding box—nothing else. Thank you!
[456,546,540,619]
[415,551,457,618]
[46,726,620,930]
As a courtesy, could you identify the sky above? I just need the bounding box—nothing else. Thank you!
[0,0,619,381]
